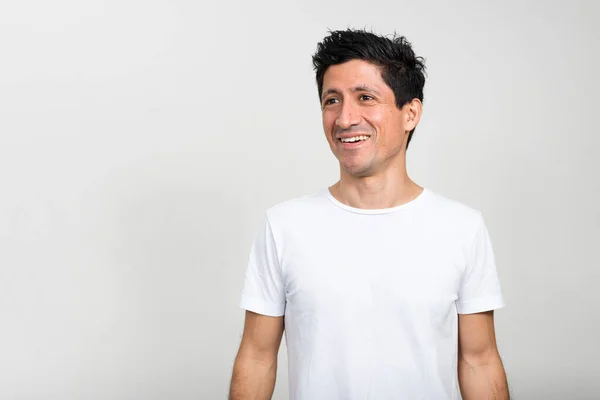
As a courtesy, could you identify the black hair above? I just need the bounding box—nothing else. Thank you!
[312,29,426,149]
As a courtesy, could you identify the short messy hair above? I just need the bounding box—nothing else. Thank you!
[312,29,426,149]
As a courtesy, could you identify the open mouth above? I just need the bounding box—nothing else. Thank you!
[338,135,370,143]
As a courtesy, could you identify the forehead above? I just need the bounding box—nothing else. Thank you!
[322,59,387,90]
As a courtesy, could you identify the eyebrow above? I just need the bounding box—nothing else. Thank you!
[321,85,381,101]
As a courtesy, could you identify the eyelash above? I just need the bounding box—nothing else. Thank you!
[324,95,373,106]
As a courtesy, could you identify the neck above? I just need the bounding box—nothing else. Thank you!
[330,162,423,210]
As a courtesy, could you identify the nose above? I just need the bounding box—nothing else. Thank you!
[335,101,361,130]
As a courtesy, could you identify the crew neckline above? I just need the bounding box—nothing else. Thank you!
[323,186,430,215]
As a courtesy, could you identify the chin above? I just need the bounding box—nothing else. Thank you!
[341,162,372,177]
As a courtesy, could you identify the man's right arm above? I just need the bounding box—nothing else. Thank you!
[229,310,285,400]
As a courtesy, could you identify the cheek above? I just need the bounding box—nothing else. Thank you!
[363,109,385,138]
[372,111,402,147]
[322,113,336,136]
[365,107,386,125]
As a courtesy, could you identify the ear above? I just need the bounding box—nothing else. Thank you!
[404,98,423,132]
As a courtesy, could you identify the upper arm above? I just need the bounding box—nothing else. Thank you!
[456,214,505,314]
[236,214,285,359]
[239,214,287,317]
[239,311,284,359]
[458,310,500,364]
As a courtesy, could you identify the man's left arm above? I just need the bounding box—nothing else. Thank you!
[458,310,509,400]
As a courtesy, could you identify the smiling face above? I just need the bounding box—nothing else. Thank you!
[321,59,419,178]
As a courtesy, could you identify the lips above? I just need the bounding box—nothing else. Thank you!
[336,134,371,149]
[339,135,370,143]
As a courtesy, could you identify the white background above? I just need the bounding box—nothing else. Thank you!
[1,0,598,399]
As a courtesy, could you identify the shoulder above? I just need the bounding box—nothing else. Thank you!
[263,188,330,226]
[423,188,486,236]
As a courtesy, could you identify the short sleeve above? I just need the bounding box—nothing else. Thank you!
[456,215,506,314]
[239,214,286,317]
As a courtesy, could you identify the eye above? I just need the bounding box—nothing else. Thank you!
[360,94,374,101]
[323,98,339,106]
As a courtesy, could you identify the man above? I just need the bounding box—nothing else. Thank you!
[229,29,509,400]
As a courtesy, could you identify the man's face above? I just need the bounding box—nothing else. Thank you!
[321,59,416,177]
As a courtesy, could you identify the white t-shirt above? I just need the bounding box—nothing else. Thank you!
[239,187,505,400]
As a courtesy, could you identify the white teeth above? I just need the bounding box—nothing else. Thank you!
[340,135,369,143]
